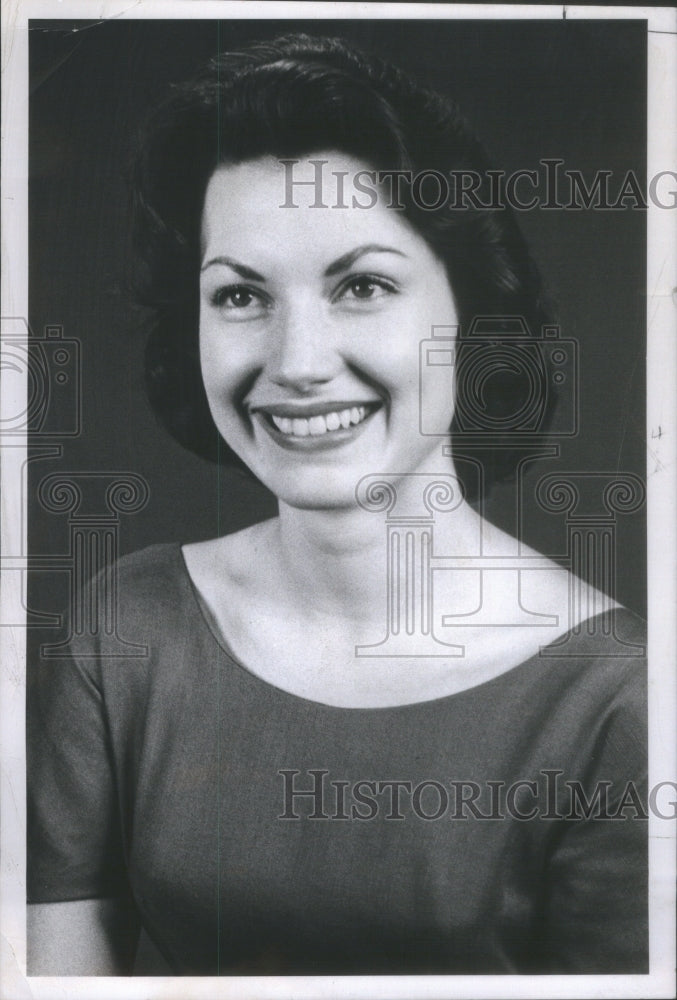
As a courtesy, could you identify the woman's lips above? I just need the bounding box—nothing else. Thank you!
[271,405,370,437]
[250,401,382,449]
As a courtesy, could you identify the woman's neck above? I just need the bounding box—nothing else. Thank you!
[273,491,484,627]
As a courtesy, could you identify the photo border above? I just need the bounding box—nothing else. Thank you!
[2,3,675,998]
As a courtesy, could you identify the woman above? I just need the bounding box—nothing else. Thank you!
[28,33,647,976]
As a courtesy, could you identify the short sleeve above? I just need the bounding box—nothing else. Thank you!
[27,643,128,903]
[539,657,648,972]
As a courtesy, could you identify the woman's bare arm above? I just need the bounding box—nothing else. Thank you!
[28,898,140,976]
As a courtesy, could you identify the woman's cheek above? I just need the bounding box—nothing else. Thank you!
[354,338,419,397]
[200,328,253,391]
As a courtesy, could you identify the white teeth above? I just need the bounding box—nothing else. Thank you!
[291,418,309,437]
[271,415,293,434]
[308,415,327,436]
[268,405,375,437]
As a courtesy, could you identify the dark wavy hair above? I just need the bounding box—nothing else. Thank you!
[131,32,556,501]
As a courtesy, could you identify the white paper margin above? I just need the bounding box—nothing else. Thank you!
[2,3,675,999]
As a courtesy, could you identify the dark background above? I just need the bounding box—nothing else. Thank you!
[27,18,647,626]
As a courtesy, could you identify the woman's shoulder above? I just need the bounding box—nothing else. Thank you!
[502,606,647,761]
[65,542,194,661]
[107,530,277,647]
[181,521,277,577]
[557,605,647,709]
[181,520,279,604]
[538,605,647,683]
[114,540,185,582]
[108,542,190,616]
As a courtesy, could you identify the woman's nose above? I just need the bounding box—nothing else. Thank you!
[267,304,340,391]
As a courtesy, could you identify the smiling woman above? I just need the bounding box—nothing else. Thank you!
[27,31,647,977]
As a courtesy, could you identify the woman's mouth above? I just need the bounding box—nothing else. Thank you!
[250,401,382,449]
[269,405,372,438]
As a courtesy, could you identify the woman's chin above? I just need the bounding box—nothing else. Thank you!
[260,470,368,513]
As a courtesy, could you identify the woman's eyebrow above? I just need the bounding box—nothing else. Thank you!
[200,256,266,281]
[324,244,408,277]
[200,245,407,281]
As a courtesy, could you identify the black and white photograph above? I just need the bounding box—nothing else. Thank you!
[1,2,675,998]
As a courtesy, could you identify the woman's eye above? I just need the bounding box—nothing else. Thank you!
[336,275,397,304]
[221,287,254,308]
[210,284,268,314]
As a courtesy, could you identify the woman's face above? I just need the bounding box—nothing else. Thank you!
[199,152,459,510]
